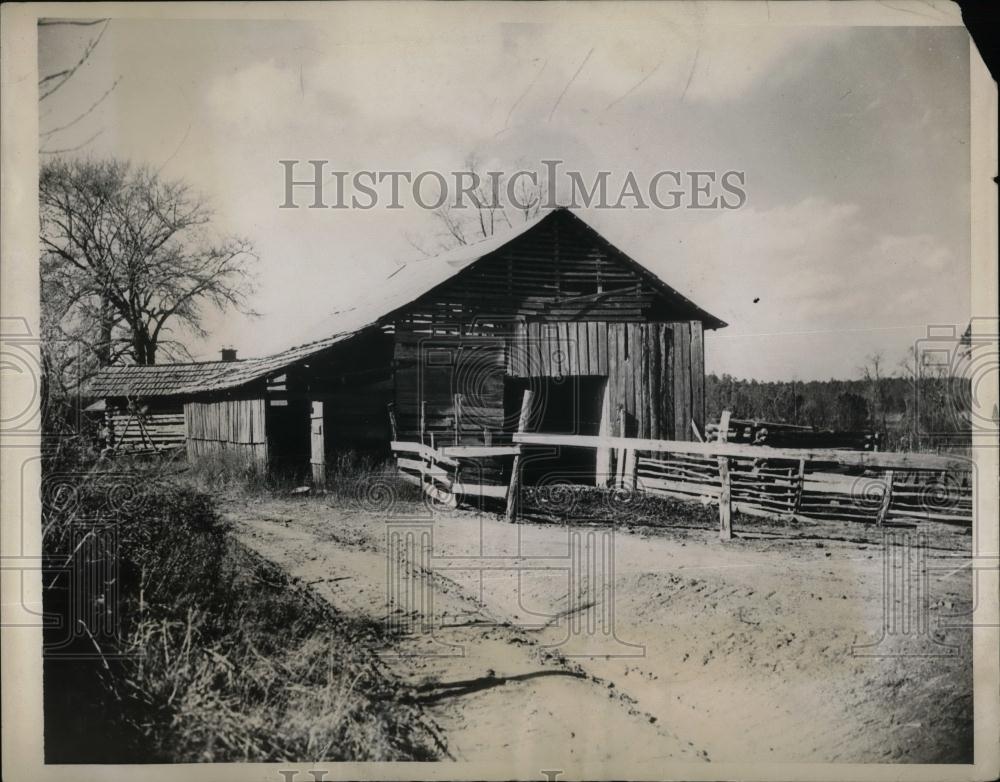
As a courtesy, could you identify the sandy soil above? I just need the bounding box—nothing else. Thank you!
[222,491,973,767]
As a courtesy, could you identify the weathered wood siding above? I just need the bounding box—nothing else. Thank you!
[392,319,705,444]
[508,320,705,440]
[106,403,186,451]
[390,211,711,447]
[393,210,710,333]
[184,398,268,468]
[393,330,506,442]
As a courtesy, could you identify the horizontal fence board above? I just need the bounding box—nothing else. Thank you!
[517,431,973,527]
[515,432,971,471]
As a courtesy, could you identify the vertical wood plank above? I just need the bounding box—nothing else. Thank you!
[630,323,643,438]
[690,321,705,439]
[682,322,693,441]
[614,324,626,430]
[505,390,534,522]
[586,321,592,375]
[622,324,633,430]
[597,322,608,375]
[605,323,617,418]
[595,379,612,486]
[528,323,542,377]
[616,407,627,485]
[310,400,326,490]
[660,325,672,440]
[649,325,660,439]
[540,324,551,376]
[672,324,688,440]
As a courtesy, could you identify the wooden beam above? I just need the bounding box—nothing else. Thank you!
[505,390,535,522]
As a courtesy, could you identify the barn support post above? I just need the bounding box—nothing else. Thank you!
[310,400,326,491]
[505,390,534,523]
[718,456,732,541]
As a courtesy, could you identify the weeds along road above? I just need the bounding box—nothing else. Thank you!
[223,493,973,769]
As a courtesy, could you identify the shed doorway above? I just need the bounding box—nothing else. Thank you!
[504,375,608,486]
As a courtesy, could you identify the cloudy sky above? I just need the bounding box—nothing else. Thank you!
[38,5,972,380]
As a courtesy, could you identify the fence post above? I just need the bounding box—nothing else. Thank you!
[792,458,805,516]
[505,390,534,523]
[624,449,637,491]
[420,400,427,445]
[454,393,462,445]
[876,470,894,526]
[718,456,732,541]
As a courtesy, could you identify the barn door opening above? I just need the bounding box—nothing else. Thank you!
[504,375,607,486]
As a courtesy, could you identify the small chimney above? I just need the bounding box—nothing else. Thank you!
[220,347,238,362]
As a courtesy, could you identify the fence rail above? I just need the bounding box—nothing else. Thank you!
[513,431,973,539]
[390,440,516,506]
[390,429,973,537]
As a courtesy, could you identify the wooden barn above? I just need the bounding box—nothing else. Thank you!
[89,208,726,487]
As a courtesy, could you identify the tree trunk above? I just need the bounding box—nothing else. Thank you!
[97,296,114,367]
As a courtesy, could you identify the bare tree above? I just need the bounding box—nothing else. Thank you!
[860,352,890,435]
[40,158,258,371]
[38,19,120,154]
[426,154,546,250]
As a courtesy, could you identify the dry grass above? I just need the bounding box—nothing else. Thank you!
[42,459,444,763]
[122,544,444,762]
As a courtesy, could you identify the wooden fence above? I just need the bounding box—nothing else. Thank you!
[388,391,973,539]
[513,431,973,539]
[390,440,519,507]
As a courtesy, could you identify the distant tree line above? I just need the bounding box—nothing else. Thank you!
[705,349,973,453]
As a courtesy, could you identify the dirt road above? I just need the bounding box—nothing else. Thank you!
[224,493,973,767]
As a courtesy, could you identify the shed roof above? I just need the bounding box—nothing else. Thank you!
[90,208,725,398]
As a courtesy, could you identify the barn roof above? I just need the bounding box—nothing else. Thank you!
[90,208,726,398]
